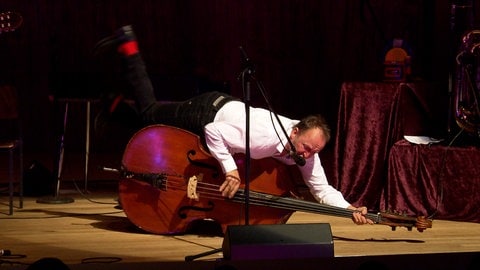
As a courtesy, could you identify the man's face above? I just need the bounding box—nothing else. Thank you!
[290,127,327,160]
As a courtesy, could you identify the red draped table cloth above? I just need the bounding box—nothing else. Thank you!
[383,139,480,223]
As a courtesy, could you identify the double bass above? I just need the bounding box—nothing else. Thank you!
[118,125,432,235]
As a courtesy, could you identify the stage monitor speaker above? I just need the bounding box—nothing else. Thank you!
[222,223,334,260]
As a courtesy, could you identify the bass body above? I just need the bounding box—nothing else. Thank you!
[119,124,301,235]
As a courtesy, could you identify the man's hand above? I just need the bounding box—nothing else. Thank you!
[348,206,375,225]
[219,170,241,198]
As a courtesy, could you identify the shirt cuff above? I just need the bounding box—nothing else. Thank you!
[220,157,238,174]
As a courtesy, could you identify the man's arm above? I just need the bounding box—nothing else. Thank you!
[302,156,373,224]
[203,122,242,173]
[204,122,244,198]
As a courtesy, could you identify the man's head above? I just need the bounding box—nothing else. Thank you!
[290,115,331,160]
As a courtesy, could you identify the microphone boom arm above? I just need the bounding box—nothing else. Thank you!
[238,46,305,166]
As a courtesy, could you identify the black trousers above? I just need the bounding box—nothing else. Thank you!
[125,54,238,136]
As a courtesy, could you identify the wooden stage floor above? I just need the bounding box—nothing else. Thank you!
[1,182,480,270]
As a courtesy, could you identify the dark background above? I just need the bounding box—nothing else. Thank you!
[0,1,475,179]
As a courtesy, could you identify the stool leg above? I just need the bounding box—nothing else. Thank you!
[19,140,23,209]
[84,101,91,192]
[8,148,13,215]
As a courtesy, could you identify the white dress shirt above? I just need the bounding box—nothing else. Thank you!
[204,101,350,208]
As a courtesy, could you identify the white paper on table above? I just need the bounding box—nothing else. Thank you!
[403,135,444,145]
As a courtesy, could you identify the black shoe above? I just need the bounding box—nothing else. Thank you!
[93,25,137,57]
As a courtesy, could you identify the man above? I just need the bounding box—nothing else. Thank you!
[95,25,372,225]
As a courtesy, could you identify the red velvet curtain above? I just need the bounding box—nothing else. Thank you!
[1,0,448,153]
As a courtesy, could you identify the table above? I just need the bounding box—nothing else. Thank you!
[384,139,480,222]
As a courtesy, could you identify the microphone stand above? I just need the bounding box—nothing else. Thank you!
[183,47,254,262]
[238,46,254,225]
[238,47,305,223]
[37,99,74,204]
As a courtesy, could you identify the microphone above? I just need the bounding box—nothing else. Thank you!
[289,150,306,166]
[0,249,11,256]
[239,46,255,75]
